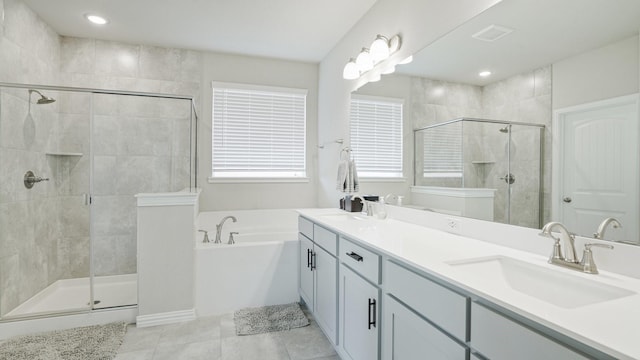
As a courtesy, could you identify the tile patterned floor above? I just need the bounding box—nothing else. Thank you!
[115,310,340,360]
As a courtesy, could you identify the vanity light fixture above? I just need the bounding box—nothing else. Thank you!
[343,58,360,80]
[355,48,374,72]
[398,55,413,65]
[370,35,390,62]
[85,14,109,25]
[479,70,492,77]
[342,34,402,80]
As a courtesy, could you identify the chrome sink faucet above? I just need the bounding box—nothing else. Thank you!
[539,221,613,274]
[540,222,578,263]
[215,216,237,243]
[593,217,622,240]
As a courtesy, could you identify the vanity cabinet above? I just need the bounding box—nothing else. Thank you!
[383,295,468,359]
[470,302,590,360]
[298,217,338,345]
[340,264,380,360]
[384,260,469,359]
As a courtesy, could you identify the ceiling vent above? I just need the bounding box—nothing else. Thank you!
[472,25,514,42]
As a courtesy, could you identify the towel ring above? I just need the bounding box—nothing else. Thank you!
[340,147,352,160]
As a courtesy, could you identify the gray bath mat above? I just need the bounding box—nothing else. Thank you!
[234,302,309,335]
[0,321,127,360]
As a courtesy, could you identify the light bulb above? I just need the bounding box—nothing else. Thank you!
[343,59,360,80]
[479,70,492,77]
[85,14,108,25]
[355,48,374,72]
[370,35,390,63]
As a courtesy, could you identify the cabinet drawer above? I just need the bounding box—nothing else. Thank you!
[471,302,589,360]
[340,237,381,284]
[298,216,313,240]
[313,224,337,256]
[386,260,467,341]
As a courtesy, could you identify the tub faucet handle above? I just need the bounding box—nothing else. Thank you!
[228,232,239,245]
[198,229,210,243]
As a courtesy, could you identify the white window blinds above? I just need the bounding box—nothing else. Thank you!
[423,121,462,177]
[212,82,307,178]
[350,95,403,177]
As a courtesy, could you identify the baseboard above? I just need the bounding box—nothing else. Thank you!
[135,309,196,328]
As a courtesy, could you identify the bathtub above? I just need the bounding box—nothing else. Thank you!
[194,209,300,316]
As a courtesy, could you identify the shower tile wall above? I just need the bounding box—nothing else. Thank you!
[482,66,551,227]
[0,0,66,316]
[410,77,483,188]
[411,67,551,227]
[0,0,202,316]
[60,38,201,276]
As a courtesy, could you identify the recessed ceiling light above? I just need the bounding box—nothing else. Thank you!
[479,71,492,77]
[85,14,108,25]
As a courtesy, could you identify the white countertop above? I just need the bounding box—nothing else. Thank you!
[298,208,640,360]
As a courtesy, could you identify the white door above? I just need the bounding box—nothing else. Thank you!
[554,94,639,243]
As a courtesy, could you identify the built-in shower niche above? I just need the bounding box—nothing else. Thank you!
[413,117,544,228]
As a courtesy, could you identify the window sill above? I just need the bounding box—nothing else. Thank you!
[208,177,310,184]
[359,177,407,183]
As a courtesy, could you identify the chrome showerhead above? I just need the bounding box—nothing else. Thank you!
[28,89,56,104]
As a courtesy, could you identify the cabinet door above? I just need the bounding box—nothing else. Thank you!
[299,234,314,308]
[314,245,338,345]
[383,295,468,360]
[341,265,379,360]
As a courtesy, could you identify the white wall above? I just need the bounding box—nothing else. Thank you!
[552,35,639,109]
[316,0,502,207]
[198,52,319,211]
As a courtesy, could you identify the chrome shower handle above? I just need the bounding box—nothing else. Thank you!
[23,170,49,189]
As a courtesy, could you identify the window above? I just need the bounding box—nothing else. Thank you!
[211,82,307,179]
[422,121,462,177]
[350,95,403,178]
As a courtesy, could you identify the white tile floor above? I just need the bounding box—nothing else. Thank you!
[115,309,340,360]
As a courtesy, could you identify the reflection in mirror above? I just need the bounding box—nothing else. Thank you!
[353,0,640,244]
[414,118,543,229]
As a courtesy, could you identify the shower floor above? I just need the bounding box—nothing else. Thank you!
[5,274,137,318]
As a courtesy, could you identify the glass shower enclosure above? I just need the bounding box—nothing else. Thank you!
[414,118,544,228]
[0,83,197,321]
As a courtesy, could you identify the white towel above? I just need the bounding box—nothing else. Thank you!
[336,160,348,191]
[337,159,359,193]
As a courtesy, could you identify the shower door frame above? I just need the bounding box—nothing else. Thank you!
[0,82,198,322]
[414,117,545,228]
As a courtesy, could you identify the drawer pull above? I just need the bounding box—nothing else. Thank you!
[368,298,376,329]
[346,252,364,262]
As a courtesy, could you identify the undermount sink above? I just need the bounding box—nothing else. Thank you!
[447,256,635,308]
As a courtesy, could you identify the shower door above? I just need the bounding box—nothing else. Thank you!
[0,86,92,319]
[90,93,193,309]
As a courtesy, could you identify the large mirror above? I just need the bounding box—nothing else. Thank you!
[353,0,640,244]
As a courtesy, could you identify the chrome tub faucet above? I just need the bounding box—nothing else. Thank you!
[215,216,237,243]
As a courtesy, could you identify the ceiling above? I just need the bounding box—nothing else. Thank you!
[397,0,640,86]
[23,0,378,63]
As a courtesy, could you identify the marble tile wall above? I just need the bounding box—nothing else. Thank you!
[0,0,70,316]
[481,66,551,227]
[60,37,200,276]
[0,0,201,315]
[411,66,551,228]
